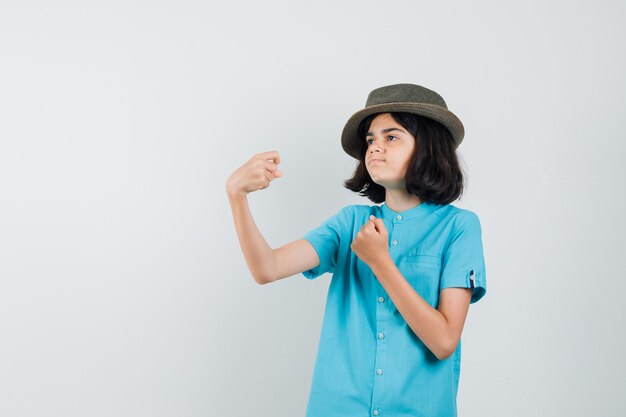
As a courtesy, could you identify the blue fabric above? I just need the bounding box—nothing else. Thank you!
[301,201,486,417]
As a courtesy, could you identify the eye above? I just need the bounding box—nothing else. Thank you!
[366,136,398,146]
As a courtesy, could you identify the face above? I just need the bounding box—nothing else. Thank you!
[364,113,416,189]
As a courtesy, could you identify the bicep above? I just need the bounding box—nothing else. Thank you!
[268,239,320,283]
[438,287,472,342]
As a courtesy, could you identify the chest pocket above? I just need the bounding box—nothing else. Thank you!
[397,253,442,307]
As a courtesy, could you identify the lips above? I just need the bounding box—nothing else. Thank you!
[370,159,385,165]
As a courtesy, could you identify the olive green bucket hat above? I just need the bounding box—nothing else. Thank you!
[341,83,465,160]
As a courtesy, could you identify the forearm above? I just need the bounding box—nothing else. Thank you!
[370,257,456,359]
[227,192,275,284]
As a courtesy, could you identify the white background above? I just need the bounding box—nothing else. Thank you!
[1,1,625,416]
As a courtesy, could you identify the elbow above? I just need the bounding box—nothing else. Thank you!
[432,338,460,361]
[253,272,273,285]
[252,251,277,285]
[433,349,454,361]
[249,263,274,285]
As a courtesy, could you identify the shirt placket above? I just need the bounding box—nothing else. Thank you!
[370,213,404,417]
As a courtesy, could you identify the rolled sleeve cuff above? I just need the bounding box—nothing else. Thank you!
[440,268,487,304]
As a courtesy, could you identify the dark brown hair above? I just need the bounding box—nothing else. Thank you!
[343,112,465,205]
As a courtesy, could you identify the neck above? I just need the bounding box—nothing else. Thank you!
[384,188,422,212]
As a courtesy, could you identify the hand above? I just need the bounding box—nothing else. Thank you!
[226,150,283,199]
[350,215,391,268]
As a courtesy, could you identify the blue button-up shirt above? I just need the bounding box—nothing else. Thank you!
[301,201,487,417]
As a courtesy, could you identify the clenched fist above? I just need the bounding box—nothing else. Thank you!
[226,150,283,199]
[350,215,391,268]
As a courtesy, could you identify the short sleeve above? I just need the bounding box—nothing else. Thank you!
[440,211,487,303]
[301,206,350,280]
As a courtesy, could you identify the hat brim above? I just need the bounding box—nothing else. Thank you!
[341,102,465,160]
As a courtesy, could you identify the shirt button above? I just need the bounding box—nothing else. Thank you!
[373,410,380,416]
[376,368,383,375]
[392,240,398,246]
[396,215,402,220]
[377,332,385,340]
[378,296,385,303]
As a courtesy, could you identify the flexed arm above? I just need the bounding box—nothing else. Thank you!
[352,215,472,361]
[225,150,320,284]
[226,150,283,284]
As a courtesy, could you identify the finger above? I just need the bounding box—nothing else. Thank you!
[255,150,280,165]
[368,216,382,232]
[264,160,280,173]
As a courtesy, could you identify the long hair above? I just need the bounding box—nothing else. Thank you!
[343,112,465,205]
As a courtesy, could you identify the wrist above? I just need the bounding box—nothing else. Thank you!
[370,253,394,272]
[226,186,247,202]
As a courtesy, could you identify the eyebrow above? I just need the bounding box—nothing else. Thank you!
[366,127,407,137]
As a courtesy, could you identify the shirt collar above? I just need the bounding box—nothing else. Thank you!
[380,200,439,222]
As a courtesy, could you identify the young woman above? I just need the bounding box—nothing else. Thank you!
[226,83,487,417]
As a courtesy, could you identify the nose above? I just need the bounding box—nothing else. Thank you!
[368,138,385,154]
